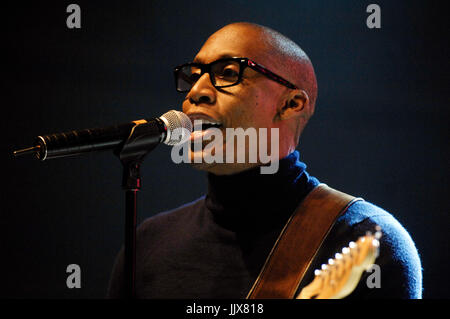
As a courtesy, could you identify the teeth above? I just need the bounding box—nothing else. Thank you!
[192,119,221,125]
[192,119,222,131]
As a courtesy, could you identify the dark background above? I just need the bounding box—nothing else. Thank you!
[2,1,448,298]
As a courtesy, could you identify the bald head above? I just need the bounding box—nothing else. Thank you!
[213,22,318,112]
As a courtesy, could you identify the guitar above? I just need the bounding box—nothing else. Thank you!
[297,226,382,299]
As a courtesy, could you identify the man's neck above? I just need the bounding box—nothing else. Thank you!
[204,151,319,231]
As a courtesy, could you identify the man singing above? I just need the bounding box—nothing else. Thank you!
[107,22,422,299]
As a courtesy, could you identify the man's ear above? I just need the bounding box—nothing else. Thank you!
[278,89,310,121]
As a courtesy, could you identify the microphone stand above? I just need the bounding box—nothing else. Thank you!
[115,121,162,299]
[12,111,186,299]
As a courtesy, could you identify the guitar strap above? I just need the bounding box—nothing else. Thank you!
[246,183,363,299]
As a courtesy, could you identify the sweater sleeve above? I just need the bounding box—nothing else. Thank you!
[297,201,423,299]
[346,213,423,299]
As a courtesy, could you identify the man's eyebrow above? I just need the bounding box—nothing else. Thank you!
[193,53,238,64]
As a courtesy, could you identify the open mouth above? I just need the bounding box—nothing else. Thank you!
[192,120,223,131]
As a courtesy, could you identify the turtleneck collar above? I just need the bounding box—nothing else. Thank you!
[205,151,319,231]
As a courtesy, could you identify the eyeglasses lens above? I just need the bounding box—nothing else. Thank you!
[176,59,241,92]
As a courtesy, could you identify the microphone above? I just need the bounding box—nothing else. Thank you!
[13,110,193,161]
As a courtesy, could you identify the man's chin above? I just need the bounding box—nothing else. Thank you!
[188,161,260,176]
[186,148,273,175]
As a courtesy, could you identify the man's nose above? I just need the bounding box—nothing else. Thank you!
[187,73,216,105]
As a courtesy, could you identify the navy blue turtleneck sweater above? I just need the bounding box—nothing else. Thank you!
[107,151,422,298]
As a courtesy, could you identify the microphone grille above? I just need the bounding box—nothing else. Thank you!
[160,110,193,145]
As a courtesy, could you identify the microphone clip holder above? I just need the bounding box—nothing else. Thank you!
[115,120,161,299]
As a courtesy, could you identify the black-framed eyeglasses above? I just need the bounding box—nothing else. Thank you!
[174,57,298,93]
